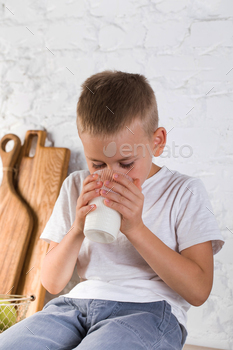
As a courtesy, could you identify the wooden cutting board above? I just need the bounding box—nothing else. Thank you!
[15,130,70,317]
[0,134,34,295]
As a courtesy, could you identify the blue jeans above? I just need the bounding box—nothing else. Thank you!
[0,297,187,349]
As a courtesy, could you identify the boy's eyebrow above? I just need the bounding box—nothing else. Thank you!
[87,156,137,162]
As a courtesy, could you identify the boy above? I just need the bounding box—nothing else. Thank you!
[0,70,224,349]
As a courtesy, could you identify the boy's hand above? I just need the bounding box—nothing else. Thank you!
[73,174,102,234]
[100,173,145,237]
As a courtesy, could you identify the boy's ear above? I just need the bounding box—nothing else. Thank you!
[152,127,167,157]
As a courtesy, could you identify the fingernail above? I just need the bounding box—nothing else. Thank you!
[114,174,118,178]
[105,180,109,185]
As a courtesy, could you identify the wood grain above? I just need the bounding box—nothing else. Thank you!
[0,134,34,295]
[15,130,70,317]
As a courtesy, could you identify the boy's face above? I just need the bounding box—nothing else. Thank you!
[79,120,166,186]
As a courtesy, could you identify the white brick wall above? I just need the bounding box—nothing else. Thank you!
[0,1,232,348]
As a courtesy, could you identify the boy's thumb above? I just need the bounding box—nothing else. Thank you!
[133,178,142,191]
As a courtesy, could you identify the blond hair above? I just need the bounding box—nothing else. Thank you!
[76,70,159,140]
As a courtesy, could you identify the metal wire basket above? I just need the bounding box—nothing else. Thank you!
[0,294,36,333]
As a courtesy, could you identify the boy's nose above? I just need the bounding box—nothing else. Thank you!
[106,166,115,171]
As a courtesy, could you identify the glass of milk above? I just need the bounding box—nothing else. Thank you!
[83,168,133,243]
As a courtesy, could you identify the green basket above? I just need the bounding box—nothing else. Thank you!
[0,294,36,333]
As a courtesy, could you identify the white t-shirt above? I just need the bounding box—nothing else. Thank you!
[40,165,225,330]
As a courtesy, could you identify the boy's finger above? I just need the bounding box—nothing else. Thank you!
[84,173,98,185]
[133,178,142,192]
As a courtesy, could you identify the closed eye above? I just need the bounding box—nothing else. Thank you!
[92,162,134,169]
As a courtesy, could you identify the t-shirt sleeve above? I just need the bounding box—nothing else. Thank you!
[39,176,72,244]
[175,178,225,255]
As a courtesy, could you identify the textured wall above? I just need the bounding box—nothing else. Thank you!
[0,0,232,349]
